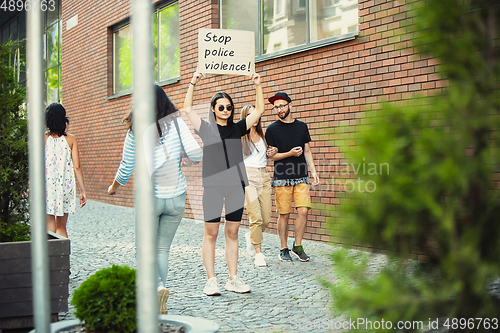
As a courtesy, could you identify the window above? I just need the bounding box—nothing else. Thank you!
[324,0,340,6]
[1,1,62,101]
[263,0,307,53]
[1,13,27,90]
[45,0,62,104]
[113,1,179,95]
[219,0,259,55]
[274,0,285,18]
[220,0,358,60]
[154,3,180,83]
[113,25,132,93]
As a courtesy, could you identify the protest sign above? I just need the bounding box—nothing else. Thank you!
[198,28,255,76]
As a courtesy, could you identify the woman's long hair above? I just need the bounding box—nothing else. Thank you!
[240,104,267,156]
[45,103,69,136]
[122,85,179,135]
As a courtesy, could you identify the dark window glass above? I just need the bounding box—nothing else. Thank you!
[46,0,60,27]
[2,27,10,43]
[10,19,18,41]
[18,13,26,40]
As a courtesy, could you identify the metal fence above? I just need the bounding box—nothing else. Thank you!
[28,1,157,332]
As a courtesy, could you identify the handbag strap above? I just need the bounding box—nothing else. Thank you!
[173,117,186,154]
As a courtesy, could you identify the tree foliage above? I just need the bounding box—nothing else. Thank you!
[0,41,29,243]
[324,0,500,331]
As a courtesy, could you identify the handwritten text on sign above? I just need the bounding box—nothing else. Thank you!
[198,29,255,76]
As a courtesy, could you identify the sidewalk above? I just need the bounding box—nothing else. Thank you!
[63,200,345,332]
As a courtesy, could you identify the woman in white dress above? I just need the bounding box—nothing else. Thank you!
[45,103,87,238]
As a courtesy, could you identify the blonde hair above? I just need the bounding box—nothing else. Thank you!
[240,104,267,156]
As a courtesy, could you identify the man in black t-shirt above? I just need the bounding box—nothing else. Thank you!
[265,92,320,262]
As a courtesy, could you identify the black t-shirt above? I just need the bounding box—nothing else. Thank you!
[196,118,250,187]
[265,119,311,187]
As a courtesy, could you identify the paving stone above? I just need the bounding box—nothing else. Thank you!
[59,200,384,332]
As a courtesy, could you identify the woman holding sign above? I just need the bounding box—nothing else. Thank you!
[183,70,264,296]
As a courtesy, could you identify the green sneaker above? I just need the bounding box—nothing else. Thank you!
[291,242,310,262]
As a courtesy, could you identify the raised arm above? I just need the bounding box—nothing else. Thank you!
[245,73,264,130]
[182,71,205,132]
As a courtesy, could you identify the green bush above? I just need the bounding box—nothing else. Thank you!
[323,0,500,331]
[72,265,137,333]
[0,41,29,243]
[0,221,30,243]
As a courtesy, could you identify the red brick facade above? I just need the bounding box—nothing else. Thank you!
[61,0,441,244]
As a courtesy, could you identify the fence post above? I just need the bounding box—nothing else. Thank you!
[27,1,51,332]
[131,0,157,332]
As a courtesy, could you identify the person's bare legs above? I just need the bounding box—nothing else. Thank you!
[277,213,290,249]
[294,207,308,246]
[55,213,69,238]
[202,222,220,279]
[47,214,56,233]
[224,221,240,278]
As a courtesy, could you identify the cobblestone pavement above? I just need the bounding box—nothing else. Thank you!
[60,200,500,333]
[62,200,356,333]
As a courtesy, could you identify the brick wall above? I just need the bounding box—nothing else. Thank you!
[61,0,442,244]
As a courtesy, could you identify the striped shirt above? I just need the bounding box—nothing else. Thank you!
[115,117,202,199]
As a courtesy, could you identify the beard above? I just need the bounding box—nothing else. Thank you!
[278,108,290,119]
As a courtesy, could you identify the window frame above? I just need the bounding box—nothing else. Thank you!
[296,0,307,11]
[112,21,132,96]
[109,0,180,98]
[155,1,180,87]
[219,0,358,63]
[1,2,62,103]
[1,14,27,89]
[44,11,62,104]
[274,0,285,19]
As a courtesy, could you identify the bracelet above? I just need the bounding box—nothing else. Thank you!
[190,82,196,86]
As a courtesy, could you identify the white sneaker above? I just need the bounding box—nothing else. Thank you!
[245,232,255,256]
[225,275,251,293]
[157,286,169,314]
[203,277,221,296]
[254,253,267,267]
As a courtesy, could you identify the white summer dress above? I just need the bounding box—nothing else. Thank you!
[45,135,76,216]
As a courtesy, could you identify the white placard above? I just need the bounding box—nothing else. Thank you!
[198,28,255,76]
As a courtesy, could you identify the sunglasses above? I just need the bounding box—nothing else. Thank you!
[217,105,233,112]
